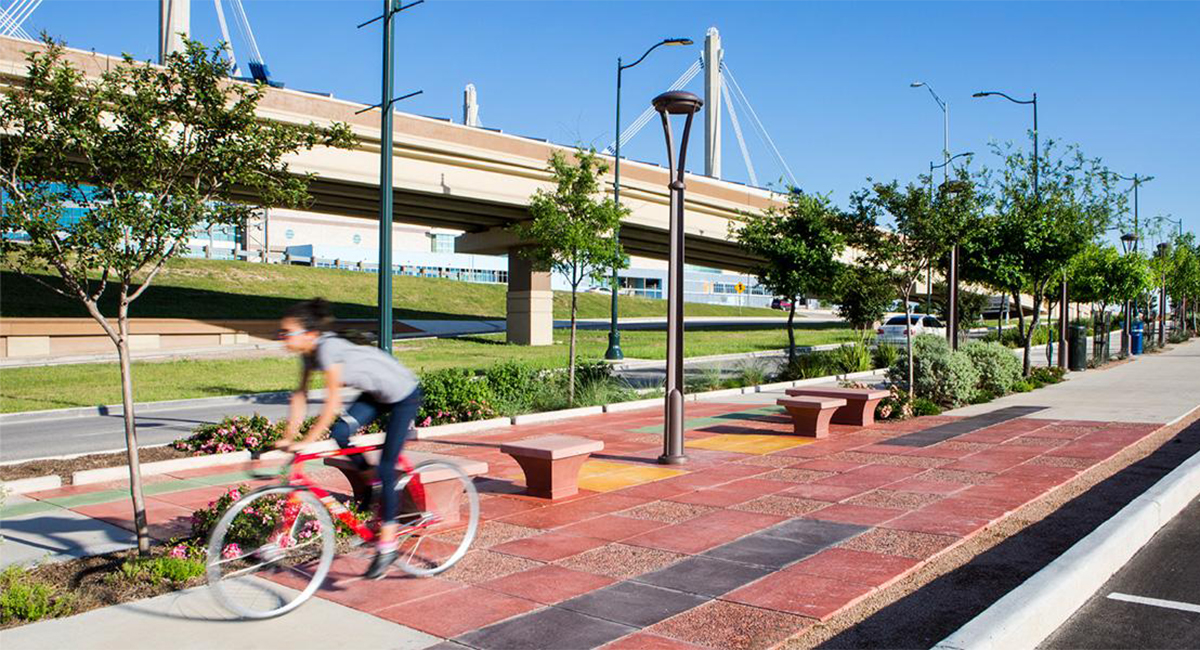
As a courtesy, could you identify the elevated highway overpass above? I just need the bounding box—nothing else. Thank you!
[0,36,785,344]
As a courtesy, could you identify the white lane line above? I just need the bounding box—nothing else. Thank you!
[1107,592,1200,614]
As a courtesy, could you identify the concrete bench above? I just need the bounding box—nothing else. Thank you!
[500,435,604,499]
[324,450,487,525]
[776,396,847,438]
[785,386,891,427]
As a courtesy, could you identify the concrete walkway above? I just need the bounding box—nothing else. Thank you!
[949,338,1200,423]
[0,583,439,650]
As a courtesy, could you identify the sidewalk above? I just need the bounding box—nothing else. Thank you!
[3,341,1196,649]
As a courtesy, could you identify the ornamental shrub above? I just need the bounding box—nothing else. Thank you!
[418,368,497,426]
[872,343,901,370]
[0,566,73,625]
[189,484,362,548]
[887,334,979,407]
[962,341,1023,397]
[482,361,544,414]
[911,398,942,417]
[172,414,281,455]
[832,342,872,374]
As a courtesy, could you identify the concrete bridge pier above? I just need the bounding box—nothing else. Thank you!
[506,249,553,346]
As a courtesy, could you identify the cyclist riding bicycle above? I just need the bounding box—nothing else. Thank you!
[275,298,422,579]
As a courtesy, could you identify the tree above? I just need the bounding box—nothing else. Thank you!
[1166,233,1200,332]
[961,141,1117,374]
[513,147,626,405]
[930,281,989,333]
[0,40,353,553]
[834,264,894,337]
[847,175,969,396]
[734,189,844,364]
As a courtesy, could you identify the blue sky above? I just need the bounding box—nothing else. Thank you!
[21,1,1199,243]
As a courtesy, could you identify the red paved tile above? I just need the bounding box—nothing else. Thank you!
[649,600,816,650]
[625,521,753,554]
[688,508,787,532]
[147,485,233,510]
[723,570,874,621]
[942,453,1035,473]
[318,574,461,613]
[478,495,547,519]
[886,477,970,495]
[479,564,615,605]
[780,483,869,502]
[557,514,671,541]
[490,531,609,562]
[882,508,991,537]
[668,488,757,508]
[788,458,866,472]
[803,503,906,526]
[787,548,920,587]
[71,499,194,540]
[812,464,923,490]
[374,586,539,638]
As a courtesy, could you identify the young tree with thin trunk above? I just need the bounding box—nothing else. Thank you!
[514,148,626,406]
[734,189,844,366]
[0,39,352,554]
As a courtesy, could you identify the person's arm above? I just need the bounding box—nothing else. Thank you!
[276,365,312,450]
[293,363,343,450]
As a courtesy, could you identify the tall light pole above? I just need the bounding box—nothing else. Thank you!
[359,0,424,352]
[605,38,693,361]
[1120,232,1137,356]
[972,90,1059,366]
[1114,174,1153,254]
[911,82,955,344]
[930,151,973,339]
[1157,242,1170,346]
[654,90,702,466]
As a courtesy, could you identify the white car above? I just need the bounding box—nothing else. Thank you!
[876,314,947,346]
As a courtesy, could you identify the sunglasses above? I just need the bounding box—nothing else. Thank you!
[276,328,310,341]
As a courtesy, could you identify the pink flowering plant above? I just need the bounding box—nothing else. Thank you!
[172,414,283,455]
[189,484,365,551]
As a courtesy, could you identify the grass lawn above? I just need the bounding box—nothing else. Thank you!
[0,323,856,413]
[0,257,781,321]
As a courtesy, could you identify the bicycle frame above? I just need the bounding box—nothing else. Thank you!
[276,444,431,545]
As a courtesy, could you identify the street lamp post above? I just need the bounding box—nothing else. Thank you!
[1157,242,1170,346]
[1120,232,1137,356]
[929,151,973,343]
[605,38,694,362]
[911,82,957,346]
[972,90,1060,366]
[653,90,703,466]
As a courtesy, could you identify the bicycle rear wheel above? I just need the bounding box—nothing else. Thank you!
[392,460,479,577]
[206,486,335,619]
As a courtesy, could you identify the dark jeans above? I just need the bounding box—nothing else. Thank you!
[329,387,422,524]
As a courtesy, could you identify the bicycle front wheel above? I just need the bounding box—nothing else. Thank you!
[206,486,335,619]
[393,460,480,577]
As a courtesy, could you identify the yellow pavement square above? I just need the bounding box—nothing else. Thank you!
[686,434,811,455]
[577,462,686,492]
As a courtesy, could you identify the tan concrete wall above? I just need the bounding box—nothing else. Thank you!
[0,318,277,358]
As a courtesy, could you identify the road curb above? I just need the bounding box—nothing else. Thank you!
[1,475,62,495]
[934,407,1200,650]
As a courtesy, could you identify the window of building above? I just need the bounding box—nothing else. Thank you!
[430,233,456,253]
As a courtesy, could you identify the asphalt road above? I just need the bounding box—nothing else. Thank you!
[1040,494,1200,650]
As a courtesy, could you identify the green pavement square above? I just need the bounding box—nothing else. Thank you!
[43,488,130,509]
[629,405,784,434]
[0,499,64,518]
[143,478,210,496]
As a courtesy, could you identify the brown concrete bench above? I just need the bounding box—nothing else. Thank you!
[324,450,487,525]
[776,396,846,438]
[500,435,604,499]
[785,386,891,426]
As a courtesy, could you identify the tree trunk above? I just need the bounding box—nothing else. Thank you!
[568,288,577,406]
[1023,295,1042,377]
[904,300,914,401]
[786,298,797,366]
[116,309,150,555]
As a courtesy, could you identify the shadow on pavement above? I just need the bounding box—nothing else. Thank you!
[819,418,1200,650]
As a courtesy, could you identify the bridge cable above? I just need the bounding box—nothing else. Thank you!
[212,0,240,76]
[723,63,798,188]
[0,0,36,39]
[9,0,39,35]
[603,57,702,155]
[721,78,758,187]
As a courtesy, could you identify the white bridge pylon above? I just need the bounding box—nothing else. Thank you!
[603,26,797,189]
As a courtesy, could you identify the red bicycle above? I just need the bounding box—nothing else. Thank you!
[205,444,479,619]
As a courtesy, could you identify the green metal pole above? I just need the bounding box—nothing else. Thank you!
[605,58,624,360]
[377,0,395,352]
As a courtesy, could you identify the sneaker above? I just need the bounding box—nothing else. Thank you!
[364,548,398,580]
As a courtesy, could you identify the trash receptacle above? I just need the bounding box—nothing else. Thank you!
[1068,324,1087,371]
[1131,322,1144,355]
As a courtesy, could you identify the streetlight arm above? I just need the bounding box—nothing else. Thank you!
[973,90,1035,105]
[931,151,974,170]
[622,38,691,70]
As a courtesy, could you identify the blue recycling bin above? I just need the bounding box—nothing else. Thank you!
[1131,322,1144,355]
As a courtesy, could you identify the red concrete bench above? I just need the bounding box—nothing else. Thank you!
[324,451,487,525]
[776,396,846,438]
[785,386,891,426]
[500,435,604,499]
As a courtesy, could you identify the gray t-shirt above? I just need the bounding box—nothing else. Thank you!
[304,333,417,403]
